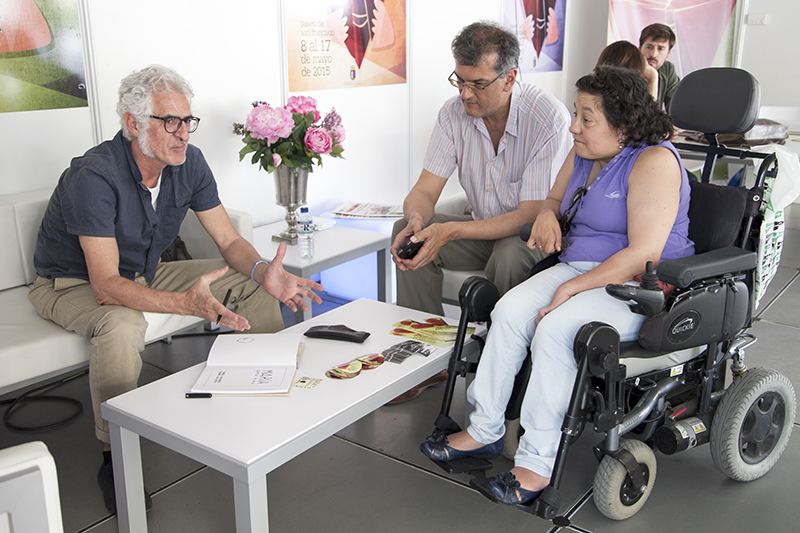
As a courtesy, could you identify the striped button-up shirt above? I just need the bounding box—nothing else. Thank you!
[423,83,571,220]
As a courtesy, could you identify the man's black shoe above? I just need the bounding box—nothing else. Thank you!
[97,459,153,514]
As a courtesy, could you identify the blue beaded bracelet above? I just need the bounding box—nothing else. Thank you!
[250,260,268,284]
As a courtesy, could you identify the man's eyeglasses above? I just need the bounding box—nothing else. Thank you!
[448,71,503,93]
[149,115,200,134]
[561,186,587,234]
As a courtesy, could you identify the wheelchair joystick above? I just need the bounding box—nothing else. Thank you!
[639,261,659,291]
[605,261,664,316]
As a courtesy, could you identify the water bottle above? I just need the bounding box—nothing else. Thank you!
[297,207,314,259]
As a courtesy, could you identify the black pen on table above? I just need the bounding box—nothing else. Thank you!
[216,288,232,325]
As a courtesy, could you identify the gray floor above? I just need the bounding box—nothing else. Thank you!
[2,230,800,532]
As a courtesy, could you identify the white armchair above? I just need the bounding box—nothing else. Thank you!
[0,441,63,533]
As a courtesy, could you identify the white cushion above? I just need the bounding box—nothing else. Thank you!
[0,200,26,291]
[435,192,471,215]
[142,312,205,343]
[442,269,487,306]
[2,189,51,287]
[0,286,206,393]
[179,208,253,259]
[0,287,90,392]
[621,345,704,378]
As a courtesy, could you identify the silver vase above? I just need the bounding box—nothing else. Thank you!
[272,166,309,245]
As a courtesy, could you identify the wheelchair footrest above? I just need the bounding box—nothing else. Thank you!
[432,456,493,476]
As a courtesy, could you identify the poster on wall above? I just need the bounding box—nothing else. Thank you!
[503,0,566,73]
[0,0,88,113]
[608,0,737,78]
[286,0,407,92]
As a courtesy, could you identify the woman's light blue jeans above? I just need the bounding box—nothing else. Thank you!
[465,262,646,478]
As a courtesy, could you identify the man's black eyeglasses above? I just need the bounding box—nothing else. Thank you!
[448,71,503,93]
[560,186,587,234]
[149,115,200,134]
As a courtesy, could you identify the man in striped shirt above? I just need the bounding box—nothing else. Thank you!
[391,21,571,319]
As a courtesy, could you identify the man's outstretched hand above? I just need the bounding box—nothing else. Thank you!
[260,242,324,312]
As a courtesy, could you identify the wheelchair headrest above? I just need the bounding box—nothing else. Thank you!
[670,68,760,135]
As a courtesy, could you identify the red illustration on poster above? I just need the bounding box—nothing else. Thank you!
[504,0,566,73]
[0,0,52,54]
[287,0,406,92]
[522,0,557,58]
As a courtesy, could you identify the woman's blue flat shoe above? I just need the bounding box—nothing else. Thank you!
[488,472,542,505]
[420,432,503,462]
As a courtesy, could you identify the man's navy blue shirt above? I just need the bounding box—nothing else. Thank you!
[34,131,221,283]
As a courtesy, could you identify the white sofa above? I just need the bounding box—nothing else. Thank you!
[0,189,253,396]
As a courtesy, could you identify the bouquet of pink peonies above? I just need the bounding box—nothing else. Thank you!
[233,95,344,174]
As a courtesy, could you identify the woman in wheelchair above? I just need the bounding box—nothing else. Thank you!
[420,65,695,505]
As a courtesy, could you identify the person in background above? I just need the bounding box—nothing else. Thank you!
[388,21,571,404]
[638,23,680,111]
[29,65,323,513]
[597,40,658,101]
[420,66,694,505]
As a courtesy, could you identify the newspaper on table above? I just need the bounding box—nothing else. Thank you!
[332,201,403,218]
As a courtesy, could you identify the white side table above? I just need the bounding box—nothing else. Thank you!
[253,221,392,322]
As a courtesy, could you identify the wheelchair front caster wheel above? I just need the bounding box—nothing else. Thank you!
[593,439,656,520]
[710,367,796,482]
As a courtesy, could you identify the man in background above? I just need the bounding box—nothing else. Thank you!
[639,23,680,112]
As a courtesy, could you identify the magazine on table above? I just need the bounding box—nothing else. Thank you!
[189,333,304,395]
[332,201,403,218]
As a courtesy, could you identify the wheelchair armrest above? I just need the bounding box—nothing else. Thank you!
[458,276,500,323]
[657,247,757,289]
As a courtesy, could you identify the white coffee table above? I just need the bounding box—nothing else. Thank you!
[253,221,392,322]
[102,298,482,533]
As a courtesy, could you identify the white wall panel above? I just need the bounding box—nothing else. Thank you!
[740,0,799,107]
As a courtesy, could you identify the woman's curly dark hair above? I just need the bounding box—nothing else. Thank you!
[575,65,673,147]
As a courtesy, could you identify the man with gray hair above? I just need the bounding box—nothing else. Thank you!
[29,64,322,512]
[389,21,570,403]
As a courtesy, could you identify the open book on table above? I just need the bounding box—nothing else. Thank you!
[190,333,303,395]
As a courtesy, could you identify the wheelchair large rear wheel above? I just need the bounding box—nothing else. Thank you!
[710,367,796,481]
[593,439,656,520]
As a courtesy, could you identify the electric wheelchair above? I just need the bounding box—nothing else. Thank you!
[423,67,796,522]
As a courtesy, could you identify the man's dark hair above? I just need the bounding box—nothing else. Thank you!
[638,23,676,49]
[575,66,673,147]
[452,21,519,74]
